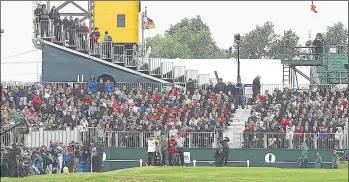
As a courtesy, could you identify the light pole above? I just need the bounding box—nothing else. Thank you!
[234,34,241,81]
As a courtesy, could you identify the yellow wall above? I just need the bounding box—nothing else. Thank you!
[94,1,139,43]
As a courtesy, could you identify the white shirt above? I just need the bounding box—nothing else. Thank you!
[169,129,178,138]
[189,119,198,127]
[192,94,201,101]
[147,139,156,152]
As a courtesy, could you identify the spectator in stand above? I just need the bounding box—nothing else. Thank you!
[89,27,101,52]
[67,16,77,46]
[252,75,261,98]
[244,85,348,149]
[87,75,98,94]
[214,78,226,93]
[97,78,105,93]
[39,4,50,37]
[105,80,113,95]
[103,31,113,58]
[186,78,195,95]
[3,80,346,151]
[48,6,62,42]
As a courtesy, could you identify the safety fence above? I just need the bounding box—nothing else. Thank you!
[2,127,347,150]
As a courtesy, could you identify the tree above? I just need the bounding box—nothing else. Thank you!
[269,29,300,59]
[323,21,348,45]
[146,16,228,59]
[232,21,300,59]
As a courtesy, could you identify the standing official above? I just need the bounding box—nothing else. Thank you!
[147,136,156,166]
[175,134,185,166]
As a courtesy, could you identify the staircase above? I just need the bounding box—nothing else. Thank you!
[224,109,251,148]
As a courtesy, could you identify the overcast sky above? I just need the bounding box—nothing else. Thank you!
[1,1,348,82]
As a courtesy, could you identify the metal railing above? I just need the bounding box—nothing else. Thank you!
[4,128,347,150]
[239,132,348,150]
[1,81,167,92]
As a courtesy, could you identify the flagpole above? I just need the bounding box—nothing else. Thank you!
[142,23,145,57]
[141,7,147,57]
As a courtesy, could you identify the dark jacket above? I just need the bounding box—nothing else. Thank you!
[214,82,227,93]
[235,83,245,95]
[252,77,261,93]
[221,140,229,149]
[62,18,69,29]
[186,80,195,93]
[226,84,235,95]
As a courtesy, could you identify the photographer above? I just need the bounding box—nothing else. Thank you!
[7,145,21,177]
[82,141,90,172]
[71,142,81,172]
[0,146,9,177]
[95,142,105,172]
[220,137,230,167]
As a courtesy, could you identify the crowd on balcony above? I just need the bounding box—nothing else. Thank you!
[244,83,348,150]
[33,4,109,50]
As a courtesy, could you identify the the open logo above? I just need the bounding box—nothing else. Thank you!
[264,153,276,163]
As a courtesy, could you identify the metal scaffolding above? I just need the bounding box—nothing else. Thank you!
[33,1,94,29]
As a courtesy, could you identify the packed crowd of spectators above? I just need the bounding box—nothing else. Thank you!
[0,140,104,177]
[1,76,243,145]
[244,85,348,150]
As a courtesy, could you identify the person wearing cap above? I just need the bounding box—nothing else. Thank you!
[314,152,323,168]
[332,150,340,169]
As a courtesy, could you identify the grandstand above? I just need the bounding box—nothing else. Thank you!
[0,1,348,176]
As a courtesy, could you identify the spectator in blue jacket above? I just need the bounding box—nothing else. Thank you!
[88,75,97,94]
[105,80,113,94]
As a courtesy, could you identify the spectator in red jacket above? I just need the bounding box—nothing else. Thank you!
[32,94,42,111]
[168,87,178,97]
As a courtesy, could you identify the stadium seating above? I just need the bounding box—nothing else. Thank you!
[245,85,348,150]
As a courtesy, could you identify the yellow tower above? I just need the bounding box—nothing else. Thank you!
[93,1,140,44]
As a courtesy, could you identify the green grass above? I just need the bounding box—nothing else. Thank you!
[2,167,348,182]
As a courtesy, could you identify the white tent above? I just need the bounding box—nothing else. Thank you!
[163,58,311,85]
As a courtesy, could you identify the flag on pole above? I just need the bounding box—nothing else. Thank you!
[311,1,318,13]
[141,7,155,30]
[147,18,155,29]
